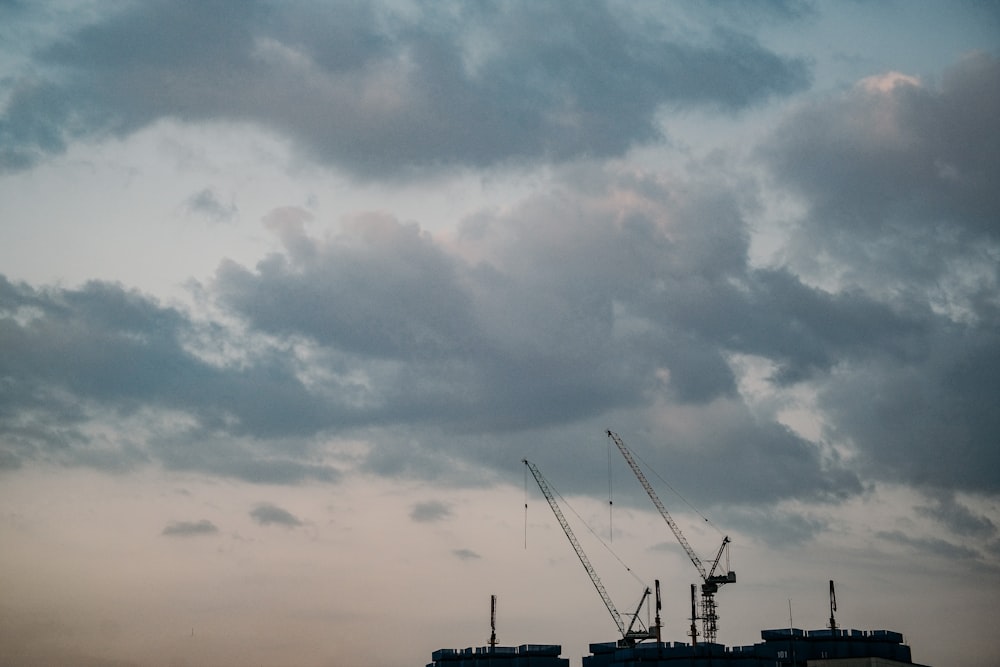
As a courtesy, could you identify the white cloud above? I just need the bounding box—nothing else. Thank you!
[858,71,921,92]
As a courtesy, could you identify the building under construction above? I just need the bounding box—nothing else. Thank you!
[427,626,928,667]
[427,645,568,667]
[428,627,928,667]
[584,627,927,666]
[426,596,570,667]
[428,443,932,666]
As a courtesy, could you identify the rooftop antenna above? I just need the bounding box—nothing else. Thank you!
[489,594,497,650]
[654,580,662,643]
[829,580,838,631]
[689,584,699,647]
[788,598,797,664]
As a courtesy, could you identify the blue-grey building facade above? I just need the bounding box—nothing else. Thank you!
[581,628,928,667]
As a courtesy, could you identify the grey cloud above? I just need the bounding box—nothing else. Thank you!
[3,111,997,503]
[410,500,451,523]
[726,507,830,548]
[452,548,480,561]
[184,188,237,223]
[707,269,930,385]
[0,278,324,438]
[0,448,21,470]
[766,52,1000,233]
[162,519,219,536]
[250,502,303,527]
[214,212,478,362]
[916,492,997,540]
[876,530,981,561]
[211,194,661,432]
[156,440,338,485]
[817,318,1000,494]
[0,150,983,507]
[0,0,810,176]
[0,275,341,482]
[755,53,1000,496]
[209,174,869,503]
[603,412,862,509]
[763,52,1000,300]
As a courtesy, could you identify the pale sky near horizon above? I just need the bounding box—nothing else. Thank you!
[1,2,998,666]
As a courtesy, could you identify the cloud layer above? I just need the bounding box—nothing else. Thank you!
[1,6,998,666]
[162,519,219,537]
[0,0,809,177]
[3,46,998,504]
[0,1,995,527]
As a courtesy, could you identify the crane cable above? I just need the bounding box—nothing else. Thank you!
[524,463,529,549]
[608,436,614,543]
[554,482,647,588]
[525,462,647,589]
[626,443,725,537]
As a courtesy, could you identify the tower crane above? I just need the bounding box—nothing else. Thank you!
[606,430,735,644]
[523,459,657,647]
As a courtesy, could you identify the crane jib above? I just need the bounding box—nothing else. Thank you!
[605,430,707,579]
[522,458,656,646]
[523,459,626,635]
[605,430,735,645]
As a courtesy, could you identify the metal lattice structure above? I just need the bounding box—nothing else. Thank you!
[523,459,654,646]
[606,430,735,644]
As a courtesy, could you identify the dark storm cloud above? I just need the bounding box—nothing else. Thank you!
[0,0,810,176]
[760,53,1000,495]
[162,519,219,536]
[250,502,303,527]
[410,500,451,523]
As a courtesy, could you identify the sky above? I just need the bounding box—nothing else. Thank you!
[0,1,998,666]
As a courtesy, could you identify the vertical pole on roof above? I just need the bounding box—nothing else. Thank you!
[689,584,699,647]
[490,594,497,650]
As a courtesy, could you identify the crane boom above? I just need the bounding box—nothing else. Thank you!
[523,459,626,636]
[606,430,734,644]
[606,430,707,579]
[707,535,731,580]
[624,587,652,638]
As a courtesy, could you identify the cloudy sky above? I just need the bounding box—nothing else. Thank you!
[0,1,998,666]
